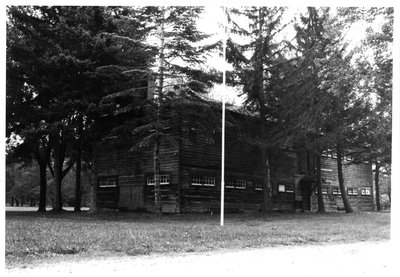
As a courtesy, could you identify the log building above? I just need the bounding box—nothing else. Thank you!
[94,107,375,213]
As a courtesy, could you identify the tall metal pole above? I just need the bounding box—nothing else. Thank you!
[220,6,227,227]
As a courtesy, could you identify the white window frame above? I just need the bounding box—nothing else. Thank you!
[99,177,118,188]
[225,180,235,188]
[190,176,216,187]
[279,183,294,193]
[235,180,246,189]
[332,187,342,195]
[203,176,216,187]
[285,184,294,193]
[191,176,203,186]
[361,187,371,196]
[147,174,170,186]
[315,187,329,195]
[254,183,263,191]
[347,187,358,196]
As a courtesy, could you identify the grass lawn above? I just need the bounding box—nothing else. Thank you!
[5,210,390,268]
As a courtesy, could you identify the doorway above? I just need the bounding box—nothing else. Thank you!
[300,180,312,211]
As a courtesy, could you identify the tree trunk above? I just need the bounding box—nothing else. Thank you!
[176,114,183,214]
[336,145,353,213]
[151,8,165,216]
[38,161,47,212]
[53,135,63,211]
[374,162,381,211]
[89,167,98,213]
[260,146,273,212]
[74,115,83,212]
[256,9,273,213]
[154,142,162,215]
[315,152,325,212]
[74,150,82,212]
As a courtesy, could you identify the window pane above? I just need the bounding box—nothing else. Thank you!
[254,183,263,190]
[160,175,170,184]
[204,176,215,186]
[236,180,246,189]
[191,176,203,186]
[147,176,155,185]
[286,184,294,193]
[99,178,117,188]
[147,174,170,185]
[226,180,235,188]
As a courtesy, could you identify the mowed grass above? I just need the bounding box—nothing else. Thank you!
[5,210,390,268]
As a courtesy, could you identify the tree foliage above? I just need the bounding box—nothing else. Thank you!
[102,7,218,214]
[7,6,149,211]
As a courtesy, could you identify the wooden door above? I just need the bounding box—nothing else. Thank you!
[130,185,144,210]
[301,181,311,211]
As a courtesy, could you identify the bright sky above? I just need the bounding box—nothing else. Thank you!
[196,6,389,105]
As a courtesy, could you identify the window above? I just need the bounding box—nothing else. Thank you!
[147,174,170,186]
[204,176,216,187]
[191,176,216,186]
[361,187,371,196]
[278,184,294,193]
[225,180,235,188]
[347,187,358,196]
[99,177,117,188]
[191,176,203,186]
[314,187,329,195]
[147,175,154,185]
[332,187,342,195]
[285,184,294,193]
[236,180,246,189]
[254,183,263,191]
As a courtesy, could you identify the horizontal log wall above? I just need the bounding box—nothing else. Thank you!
[94,108,375,214]
[310,156,374,211]
[179,130,298,213]
[94,139,180,212]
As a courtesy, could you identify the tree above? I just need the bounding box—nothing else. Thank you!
[285,7,332,212]
[7,6,55,211]
[343,7,393,211]
[103,6,218,215]
[6,6,148,212]
[6,162,41,207]
[281,7,388,213]
[226,7,289,212]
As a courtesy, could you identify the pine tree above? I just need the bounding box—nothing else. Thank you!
[341,7,393,211]
[225,7,289,212]
[6,6,150,212]
[104,7,218,215]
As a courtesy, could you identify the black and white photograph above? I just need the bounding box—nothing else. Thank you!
[3,1,398,276]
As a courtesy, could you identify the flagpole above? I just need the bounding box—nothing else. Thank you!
[220,6,227,227]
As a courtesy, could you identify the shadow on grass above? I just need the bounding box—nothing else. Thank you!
[5,206,380,225]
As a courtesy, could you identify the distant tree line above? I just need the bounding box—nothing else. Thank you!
[6,6,392,213]
[6,162,92,208]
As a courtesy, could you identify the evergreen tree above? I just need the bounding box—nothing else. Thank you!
[6,6,150,212]
[226,7,289,212]
[341,7,393,211]
[104,6,218,215]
